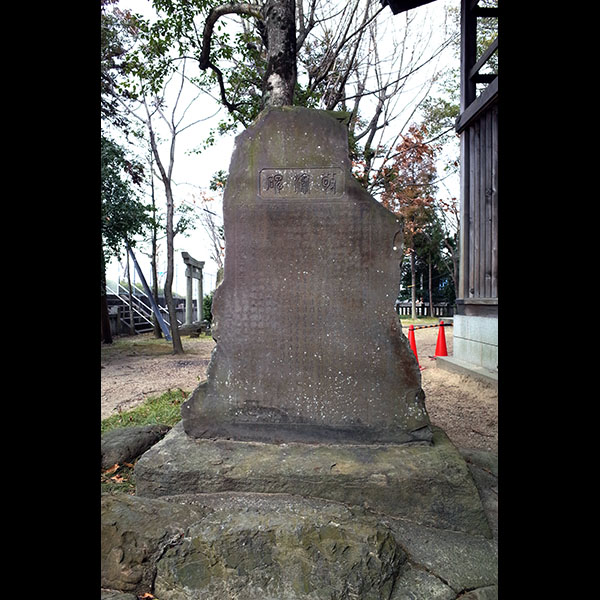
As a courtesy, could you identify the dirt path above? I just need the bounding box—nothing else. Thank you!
[100,325,497,454]
[100,335,215,420]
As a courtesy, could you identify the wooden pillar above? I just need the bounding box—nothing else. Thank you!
[458,0,477,303]
[460,0,477,113]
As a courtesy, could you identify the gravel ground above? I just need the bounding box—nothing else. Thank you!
[100,324,497,454]
[413,324,498,454]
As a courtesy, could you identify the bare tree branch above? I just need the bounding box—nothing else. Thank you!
[210,59,249,126]
[341,34,457,103]
[195,2,264,120]
[296,0,318,50]
[198,3,264,70]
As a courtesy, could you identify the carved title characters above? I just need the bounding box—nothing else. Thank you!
[320,171,336,194]
[264,172,284,194]
[293,172,310,194]
[260,168,343,199]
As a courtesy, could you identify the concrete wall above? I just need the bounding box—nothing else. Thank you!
[452,315,498,372]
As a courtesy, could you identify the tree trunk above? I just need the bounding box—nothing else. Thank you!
[452,251,459,298]
[428,252,433,318]
[126,249,136,335]
[262,0,297,107]
[100,249,113,344]
[149,158,162,339]
[443,238,459,299]
[164,183,185,354]
[410,248,417,320]
[151,249,162,338]
[199,1,296,112]
[146,117,184,354]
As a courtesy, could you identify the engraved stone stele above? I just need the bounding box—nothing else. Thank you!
[181,106,433,445]
[136,107,494,542]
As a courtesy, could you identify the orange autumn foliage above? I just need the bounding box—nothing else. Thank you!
[380,123,438,246]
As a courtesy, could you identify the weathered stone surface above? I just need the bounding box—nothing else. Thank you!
[459,448,498,478]
[154,493,404,600]
[459,448,498,540]
[101,424,171,470]
[456,587,498,600]
[100,492,497,600]
[100,493,210,595]
[100,106,499,600]
[100,591,138,600]
[181,106,432,445]
[101,492,405,600]
[390,564,456,600]
[387,517,498,593]
[135,422,491,537]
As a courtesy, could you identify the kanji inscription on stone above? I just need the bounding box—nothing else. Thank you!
[259,167,344,199]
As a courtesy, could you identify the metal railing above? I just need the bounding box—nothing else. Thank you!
[106,283,182,330]
[395,302,454,317]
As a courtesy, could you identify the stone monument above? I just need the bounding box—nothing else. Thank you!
[136,106,492,537]
[181,106,431,445]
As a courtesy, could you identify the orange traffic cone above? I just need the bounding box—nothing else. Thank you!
[434,321,448,357]
[408,324,420,367]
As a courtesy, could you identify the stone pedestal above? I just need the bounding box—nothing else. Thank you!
[135,423,491,538]
[102,491,498,600]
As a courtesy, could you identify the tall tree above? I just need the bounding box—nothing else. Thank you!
[381,123,438,319]
[101,0,151,343]
[116,57,210,353]
[104,5,201,352]
[140,143,164,339]
[133,138,201,340]
[145,98,185,353]
[198,0,297,108]
[412,214,451,313]
[436,195,459,296]
[101,135,150,342]
[102,0,138,131]
[197,183,226,273]
[138,63,208,353]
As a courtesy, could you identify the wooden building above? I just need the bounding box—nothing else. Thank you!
[383,0,498,383]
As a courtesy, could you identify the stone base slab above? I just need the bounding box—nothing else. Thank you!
[101,492,498,599]
[435,356,498,388]
[135,423,491,538]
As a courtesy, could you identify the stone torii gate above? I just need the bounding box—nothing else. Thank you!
[180,252,206,334]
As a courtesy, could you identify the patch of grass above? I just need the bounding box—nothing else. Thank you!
[101,388,188,435]
[101,388,189,494]
[101,333,176,359]
[101,332,214,360]
[398,316,442,326]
